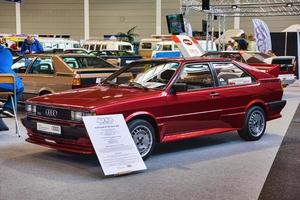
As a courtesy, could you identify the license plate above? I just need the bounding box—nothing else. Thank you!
[37,122,61,135]
[96,77,102,83]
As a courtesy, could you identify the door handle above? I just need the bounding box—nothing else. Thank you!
[210,92,220,97]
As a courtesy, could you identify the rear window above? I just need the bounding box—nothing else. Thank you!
[62,56,116,69]
[213,63,255,86]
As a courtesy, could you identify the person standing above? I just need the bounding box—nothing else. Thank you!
[0,45,24,117]
[20,35,44,54]
[226,41,234,51]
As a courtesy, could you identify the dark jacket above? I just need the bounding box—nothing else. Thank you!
[0,46,24,90]
[20,39,44,54]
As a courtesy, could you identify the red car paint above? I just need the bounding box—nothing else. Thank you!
[22,58,285,154]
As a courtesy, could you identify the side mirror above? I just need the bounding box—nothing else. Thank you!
[169,83,187,95]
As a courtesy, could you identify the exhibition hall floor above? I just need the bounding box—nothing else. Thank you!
[1,85,299,200]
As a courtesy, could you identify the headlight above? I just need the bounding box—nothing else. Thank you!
[25,104,37,115]
[25,104,32,112]
[71,111,95,121]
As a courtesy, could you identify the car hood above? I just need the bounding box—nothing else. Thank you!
[28,85,162,110]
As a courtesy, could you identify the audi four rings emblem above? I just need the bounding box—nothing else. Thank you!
[96,117,114,125]
[45,109,58,117]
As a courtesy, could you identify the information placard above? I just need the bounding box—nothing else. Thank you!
[172,35,205,58]
[83,114,147,176]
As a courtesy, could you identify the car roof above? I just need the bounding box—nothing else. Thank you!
[23,53,95,58]
[134,57,232,63]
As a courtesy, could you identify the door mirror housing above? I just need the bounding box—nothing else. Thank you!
[169,83,187,94]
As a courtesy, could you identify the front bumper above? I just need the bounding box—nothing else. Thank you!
[278,74,296,85]
[22,117,95,154]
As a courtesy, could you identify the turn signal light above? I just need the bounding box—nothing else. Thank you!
[72,78,81,87]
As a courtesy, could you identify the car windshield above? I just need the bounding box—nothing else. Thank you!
[61,56,115,69]
[103,61,180,90]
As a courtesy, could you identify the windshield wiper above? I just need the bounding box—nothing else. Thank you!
[127,82,148,90]
[101,80,118,86]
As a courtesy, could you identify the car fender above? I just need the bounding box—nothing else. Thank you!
[125,111,163,142]
[125,111,157,123]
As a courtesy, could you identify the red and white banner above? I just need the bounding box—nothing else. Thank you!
[172,35,204,58]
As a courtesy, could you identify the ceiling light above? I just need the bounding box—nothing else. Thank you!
[232,5,238,9]
[286,3,293,7]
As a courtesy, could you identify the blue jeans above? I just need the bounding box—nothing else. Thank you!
[0,87,24,111]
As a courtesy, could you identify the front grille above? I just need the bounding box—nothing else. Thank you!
[36,105,71,120]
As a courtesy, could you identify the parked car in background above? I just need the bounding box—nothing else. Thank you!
[22,58,285,159]
[64,48,89,55]
[202,51,296,86]
[10,54,120,101]
[89,50,142,67]
[151,41,181,58]
[82,40,134,53]
[38,38,81,51]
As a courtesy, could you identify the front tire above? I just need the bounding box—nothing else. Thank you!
[128,119,155,160]
[238,106,266,141]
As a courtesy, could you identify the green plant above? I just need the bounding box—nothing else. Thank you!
[117,26,139,44]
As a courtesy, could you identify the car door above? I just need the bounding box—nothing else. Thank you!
[23,56,56,98]
[211,62,259,129]
[165,62,223,135]
[11,56,35,101]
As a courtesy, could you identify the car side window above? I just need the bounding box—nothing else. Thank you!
[175,63,214,91]
[28,57,54,75]
[12,57,34,73]
[213,63,255,87]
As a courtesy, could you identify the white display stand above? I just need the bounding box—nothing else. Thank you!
[83,114,147,176]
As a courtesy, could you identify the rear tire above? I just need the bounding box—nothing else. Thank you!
[238,106,266,141]
[128,119,155,160]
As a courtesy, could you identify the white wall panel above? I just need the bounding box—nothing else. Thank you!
[90,0,155,40]
[21,0,83,40]
[0,0,299,41]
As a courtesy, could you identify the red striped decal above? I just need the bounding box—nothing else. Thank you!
[172,35,181,43]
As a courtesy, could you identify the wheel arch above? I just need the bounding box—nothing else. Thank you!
[245,100,268,116]
[126,112,160,143]
[38,88,54,96]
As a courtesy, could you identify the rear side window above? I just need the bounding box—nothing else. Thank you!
[28,57,54,75]
[213,63,255,87]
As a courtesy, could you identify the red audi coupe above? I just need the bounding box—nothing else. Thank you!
[22,58,286,159]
